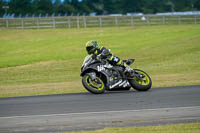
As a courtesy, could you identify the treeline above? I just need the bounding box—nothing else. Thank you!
[0,0,200,17]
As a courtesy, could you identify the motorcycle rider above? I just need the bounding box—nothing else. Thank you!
[85,40,134,74]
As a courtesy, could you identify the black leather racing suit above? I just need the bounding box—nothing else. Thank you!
[91,47,127,69]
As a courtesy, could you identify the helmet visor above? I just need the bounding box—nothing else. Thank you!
[86,46,94,54]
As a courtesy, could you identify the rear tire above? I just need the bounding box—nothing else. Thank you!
[128,69,152,91]
[82,74,105,94]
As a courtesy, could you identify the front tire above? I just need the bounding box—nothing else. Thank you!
[128,69,152,91]
[82,74,106,94]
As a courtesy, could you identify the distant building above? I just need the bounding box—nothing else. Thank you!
[156,11,200,15]
[109,14,123,16]
[127,13,144,16]
[89,12,96,16]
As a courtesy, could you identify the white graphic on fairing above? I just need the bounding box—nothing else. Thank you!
[97,65,105,72]
[110,80,130,89]
[97,64,113,72]
[110,80,122,89]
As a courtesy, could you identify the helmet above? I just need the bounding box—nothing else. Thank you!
[85,40,98,54]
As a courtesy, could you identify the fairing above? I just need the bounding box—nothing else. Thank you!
[81,56,131,90]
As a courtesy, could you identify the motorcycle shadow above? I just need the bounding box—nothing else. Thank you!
[84,89,152,95]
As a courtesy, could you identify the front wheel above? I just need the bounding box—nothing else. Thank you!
[128,69,152,91]
[82,74,105,94]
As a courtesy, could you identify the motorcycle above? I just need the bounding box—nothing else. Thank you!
[80,55,152,94]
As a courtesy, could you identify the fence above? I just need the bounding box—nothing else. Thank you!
[0,15,200,29]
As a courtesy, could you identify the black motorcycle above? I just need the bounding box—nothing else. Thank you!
[80,55,152,94]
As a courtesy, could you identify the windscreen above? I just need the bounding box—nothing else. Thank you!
[82,55,92,67]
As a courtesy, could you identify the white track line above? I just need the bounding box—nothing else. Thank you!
[0,106,200,119]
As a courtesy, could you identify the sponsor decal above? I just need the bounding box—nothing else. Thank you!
[119,81,127,86]
[97,64,113,72]
[110,80,130,89]
[113,57,120,62]
[104,64,113,69]
[110,80,122,89]
[123,82,130,87]
[97,65,105,72]
[119,81,130,87]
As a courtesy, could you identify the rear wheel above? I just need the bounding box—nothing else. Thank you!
[82,74,105,94]
[128,69,152,91]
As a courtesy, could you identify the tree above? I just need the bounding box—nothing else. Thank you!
[194,0,200,10]
[171,0,190,11]
[1,0,200,17]
[121,0,142,13]
[53,0,62,14]
[37,0,53,15]
[141,0,169,14]
[9,0,32,16]
[103,0,122,14]
[78,0,92,14]
[84,0,104,15]
[31,0,53,15]
[0,0,7,16]
[56,2,77,15]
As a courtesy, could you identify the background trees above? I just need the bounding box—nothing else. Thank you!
[0,0,200,17]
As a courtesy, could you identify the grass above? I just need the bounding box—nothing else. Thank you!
[67,123,200,133]
[0,25,200,97]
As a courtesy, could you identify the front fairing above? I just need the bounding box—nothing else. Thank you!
[82,55,92,67]
[81,55,103,72]
[81,55,93,71]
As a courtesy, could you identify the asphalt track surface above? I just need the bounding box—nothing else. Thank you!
[0,85,200,133]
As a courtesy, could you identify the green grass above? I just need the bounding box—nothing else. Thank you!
[67,123,200,133]
[0,25,200,97]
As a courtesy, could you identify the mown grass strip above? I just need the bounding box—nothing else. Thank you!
[0,25,200,97]
[67,123,200,133]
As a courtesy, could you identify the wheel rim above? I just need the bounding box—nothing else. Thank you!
[85,75,104,91]
[134,70,150,86]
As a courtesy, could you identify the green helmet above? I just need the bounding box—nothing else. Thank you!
[85,40,98,54]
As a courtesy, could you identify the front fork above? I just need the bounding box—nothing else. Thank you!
[87,72,97,80]
[126,69,144,80]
